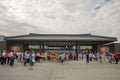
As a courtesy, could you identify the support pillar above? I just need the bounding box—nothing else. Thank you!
[76,44,78,54]
[39,45,42,52]
[43,44,44,53]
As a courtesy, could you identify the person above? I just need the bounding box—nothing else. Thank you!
[113,52,119,64]
[93,53,97,61]
[89,53,93,61]
[35,52,40,62]
[101,52,108,63]
[60,53,65,64]
[65,53,69,64]
[1,50,7,65]
[6,52,10,64]
[9,51,15,66]
[47,53,51,61]
[23,51,29,66]
[56,53,60,62]
[97,52,102,63]
[29,51,35,70]
[81,53,84,60]
[16,52,21,62]
[86,53,89,63]
[0,51,2,62]
[69,53,72,60]
[72,53,76,60]
[108,52,113,63]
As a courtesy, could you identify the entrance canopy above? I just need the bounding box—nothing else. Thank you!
[5,33,117,44]
[5,33,117,52]
[5,33,117,41]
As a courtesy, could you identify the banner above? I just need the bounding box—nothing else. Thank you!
[100,47,109,53]
[11,46,20,52]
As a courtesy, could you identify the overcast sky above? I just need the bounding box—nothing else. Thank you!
[0,0,120,42]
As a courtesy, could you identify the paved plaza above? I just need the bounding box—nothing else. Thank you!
[0,60,120,80]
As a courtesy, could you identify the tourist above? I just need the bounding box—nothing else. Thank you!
[89,53,93,61]
[35,52,40,62]
[29,51,35,70]
[81,53,84,60]
[65,53,69,64]
[9,51,15,66]
[101,52,108,63]
[6,52,10,64]
[23,51,29,66]
[93,52,97,61]
[108,52,113,63]
[16,51,21,62]
[1,50,7,65]
[60,53,65,64]
[113,52,119,64]
[0,51,2,62]
[72,53,76,60]
[97,52,102,63]
[56,53,60,62]
[47,53,51,61]
[69,53,72,60]
[86,53,89,63]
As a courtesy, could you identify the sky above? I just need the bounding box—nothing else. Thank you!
[0,0,120,42]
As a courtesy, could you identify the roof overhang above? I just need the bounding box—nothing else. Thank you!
[5,33,117,42]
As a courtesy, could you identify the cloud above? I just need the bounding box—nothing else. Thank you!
[0,0,120,42]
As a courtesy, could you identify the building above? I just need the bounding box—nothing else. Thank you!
[2,33,117,53]
[104,43,120,53]
[0,35,6,51]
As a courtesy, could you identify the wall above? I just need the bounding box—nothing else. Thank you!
[104,43,120,53]
[114,43,120,53]
[0,41,6,51]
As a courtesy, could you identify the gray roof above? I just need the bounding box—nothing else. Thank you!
[5,33,117,42]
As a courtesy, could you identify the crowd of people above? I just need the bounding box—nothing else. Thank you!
[84,51,120,64]
[0,50,78,69]
[0,50,120,70]
[0,50,36,70]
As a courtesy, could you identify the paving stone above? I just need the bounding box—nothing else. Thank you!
[0,60,120,80]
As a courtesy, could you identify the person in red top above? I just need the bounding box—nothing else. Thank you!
[113,52,119,64]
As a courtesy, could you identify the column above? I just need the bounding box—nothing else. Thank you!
[39,45,42,52]
[76,44,80,53]
[43,44,44,53]
[76,44,78,54]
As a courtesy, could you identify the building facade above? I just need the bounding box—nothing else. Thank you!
[3,33,117,53]
[0,35,6,51]
[104,43,120,53]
